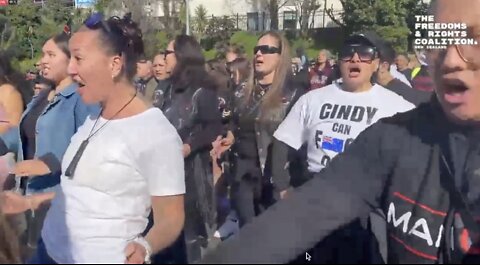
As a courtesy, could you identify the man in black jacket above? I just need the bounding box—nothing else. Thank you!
[375,42,432,106]
[201,0,480,263]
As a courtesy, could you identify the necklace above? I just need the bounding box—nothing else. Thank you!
[65,92,137,178]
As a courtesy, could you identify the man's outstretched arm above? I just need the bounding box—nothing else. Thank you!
[201,121,398,264]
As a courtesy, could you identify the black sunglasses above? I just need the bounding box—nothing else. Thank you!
[254,45,281,55]
[339,45,378,62]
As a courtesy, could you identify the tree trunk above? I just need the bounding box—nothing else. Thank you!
[269,0,279,30]
[300,0,310,35]
[162,0,172,33]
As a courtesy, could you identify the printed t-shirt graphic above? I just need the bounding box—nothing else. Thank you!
[274,83,415,172]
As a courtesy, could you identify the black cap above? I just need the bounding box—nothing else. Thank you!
[344,31,383,49]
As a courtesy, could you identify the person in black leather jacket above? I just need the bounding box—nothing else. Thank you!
[201,0,480,263]
[211,31,305,228]
[160,35,223,263]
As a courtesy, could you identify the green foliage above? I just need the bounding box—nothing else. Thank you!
[290,37,316,58]
[202,16,236,50]
[16,56,40,74]
[42,0,72,24]
[203,49,217,60]
[143,31,169,59]
[94,0,114,13]
[328,0,426,52]
[4,0,88,70]
[4,0,40,59]
[373,26,410,53]
[0,14,16,52]
[229,31,259,59]
[193,4,208,41]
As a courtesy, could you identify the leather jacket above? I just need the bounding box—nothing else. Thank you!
[160,82,222,232]
[230,79,305,181]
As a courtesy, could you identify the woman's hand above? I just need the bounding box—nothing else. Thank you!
[1,191,31,214]
[14,159,51,177]
[2,191,55,215]
[124,241,147,264]
[210,131,235,159]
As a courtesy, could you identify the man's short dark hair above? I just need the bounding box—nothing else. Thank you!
[396,52,410,62]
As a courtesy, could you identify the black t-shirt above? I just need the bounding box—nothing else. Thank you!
[385,78,432,106]
[21,94,50,160]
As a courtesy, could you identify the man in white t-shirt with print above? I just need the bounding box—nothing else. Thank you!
[272,32,415,197]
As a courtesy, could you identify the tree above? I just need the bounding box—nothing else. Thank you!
[245,0,290,30]
[203,16,236,50]
[294,0,321,36]
[143,31,169,59]
[5,0,40,59]
[193,4,208,41]
[326,0,415,53]
[0,14,16,52]
[41,0,72,23]
[404,0,428,50]
[94,0,115,13]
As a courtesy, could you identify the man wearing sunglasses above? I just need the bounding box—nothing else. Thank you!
[271,32,414,198]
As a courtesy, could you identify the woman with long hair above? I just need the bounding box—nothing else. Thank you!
[3,13,186,264]
[211,31,305,227]
[0,32,100,253]
[162,34,222,263]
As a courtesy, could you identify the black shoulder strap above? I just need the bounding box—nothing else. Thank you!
[441,152,480,236]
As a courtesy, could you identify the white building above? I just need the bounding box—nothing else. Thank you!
[146,0,344,31]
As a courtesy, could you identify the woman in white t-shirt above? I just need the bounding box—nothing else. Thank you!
[3,13,185,264]
[273,32,415,198]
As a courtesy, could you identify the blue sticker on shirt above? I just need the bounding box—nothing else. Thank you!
[322,136,344,153]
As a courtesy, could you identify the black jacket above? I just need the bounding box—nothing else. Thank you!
[385,78,432,106]
[160,82,223,234]
[201,98,480,264]
[229,79,305,182]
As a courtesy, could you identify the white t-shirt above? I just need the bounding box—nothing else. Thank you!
[41,108,185,264]
[274,83,415,173]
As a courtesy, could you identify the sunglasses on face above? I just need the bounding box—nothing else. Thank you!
[254,45,281,55]
[339,45,377,62]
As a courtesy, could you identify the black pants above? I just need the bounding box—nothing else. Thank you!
[231,176,261,226]
[231,157,276,227]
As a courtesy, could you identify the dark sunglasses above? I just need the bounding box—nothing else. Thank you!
[164,49,175,59]
[339,45,378,62]
[254,45,281,55]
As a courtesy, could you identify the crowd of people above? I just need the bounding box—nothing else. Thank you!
[0,0,479,263]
